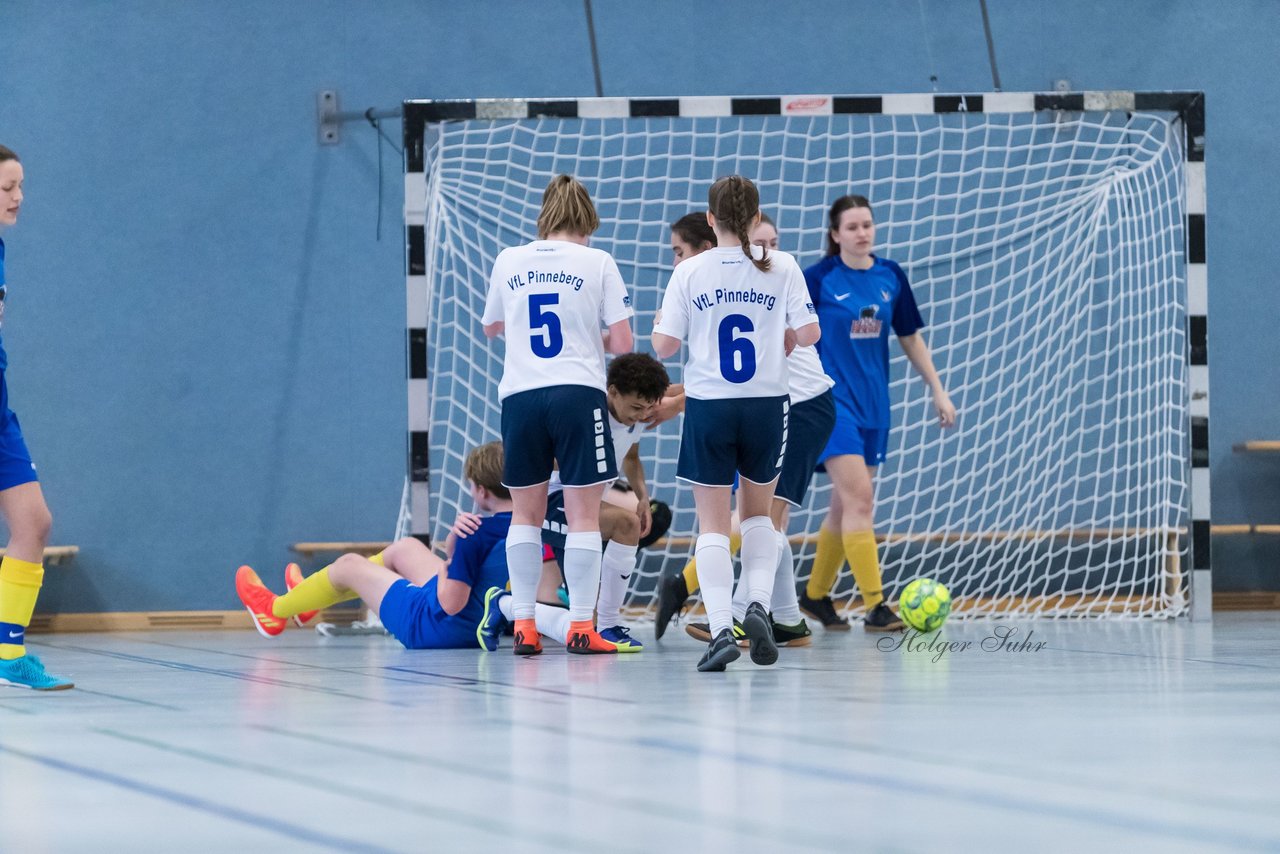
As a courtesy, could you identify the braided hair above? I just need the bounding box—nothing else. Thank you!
[707,175,770,272]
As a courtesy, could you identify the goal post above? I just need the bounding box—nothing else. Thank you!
[402,91,1209,621]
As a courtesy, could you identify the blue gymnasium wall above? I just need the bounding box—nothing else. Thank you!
[0,0,1275,612]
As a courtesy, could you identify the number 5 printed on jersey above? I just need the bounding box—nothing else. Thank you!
[529,293,563,358]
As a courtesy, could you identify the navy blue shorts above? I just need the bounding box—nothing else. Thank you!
[501,385,617,489]
[379,578,477,650]
[541,489,568,559]
[0,373,37,492]
[775,391,836,506]
[677,395,788,487]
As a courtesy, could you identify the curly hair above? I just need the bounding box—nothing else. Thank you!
[607,353,670,402]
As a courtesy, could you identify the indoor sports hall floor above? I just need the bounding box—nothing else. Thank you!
[2,613,1278,853]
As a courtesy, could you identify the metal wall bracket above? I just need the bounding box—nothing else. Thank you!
[318,90,341,145]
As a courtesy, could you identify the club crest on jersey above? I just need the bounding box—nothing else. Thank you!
[850,305,883,338]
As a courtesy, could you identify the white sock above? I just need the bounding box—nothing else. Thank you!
[739,515,777,609]
[695,533,734,636]
[596,540,637,629]
[535,603,572,644]
[505,525,543,621]
[498,593,513,621]
[562,531,603,623]
[770,530,802,624]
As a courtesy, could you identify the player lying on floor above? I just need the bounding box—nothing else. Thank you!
[235,442,513,650]
[459,352,670,654]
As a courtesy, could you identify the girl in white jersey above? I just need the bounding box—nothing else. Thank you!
[482,175,634,656]
[653,176,819,672]
[660,214,838,649]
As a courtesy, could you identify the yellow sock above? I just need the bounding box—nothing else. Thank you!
[805,526,845,599]
[843,530,884,609]
[681,560,700,595]
[680,533,738,596]
[271,567,354,618]
[0,556,45,660]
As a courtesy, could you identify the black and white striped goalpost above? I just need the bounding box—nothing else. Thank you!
[401,91,1209,620]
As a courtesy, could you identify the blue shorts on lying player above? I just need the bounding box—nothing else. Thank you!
[380,513,511,649]
[677,395,789,487]
[380,577,490,649]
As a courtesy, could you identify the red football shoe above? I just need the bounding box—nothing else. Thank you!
[236,566,287,638]
[512,618,543,656]
[565,621,619,655]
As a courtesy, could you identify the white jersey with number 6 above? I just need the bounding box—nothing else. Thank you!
[483,240,634,400]
[654,245,817,399]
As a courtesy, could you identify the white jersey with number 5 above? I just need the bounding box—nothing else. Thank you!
[654,245,817,399]
[483,240,634,400]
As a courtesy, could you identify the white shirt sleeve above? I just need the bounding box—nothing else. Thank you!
[599,254,634,326]
[482,254,505,326]
[652,267,690,341]
[782,256,818,329]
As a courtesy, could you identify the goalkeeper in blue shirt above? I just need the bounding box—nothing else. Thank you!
[800,195,956,632]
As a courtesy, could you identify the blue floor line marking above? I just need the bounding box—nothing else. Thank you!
[1049,645,1280,670]
[73,687,185,711]
[634,735,1280,852]
[135,638,587,709]
[40,642,416,707]
[384,665,635,705]
[0,742,403,854]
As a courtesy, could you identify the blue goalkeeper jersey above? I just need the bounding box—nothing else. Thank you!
[803,254,924,430]
[0,236,7,371]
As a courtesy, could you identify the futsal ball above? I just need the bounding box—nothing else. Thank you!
[899,578,952,632]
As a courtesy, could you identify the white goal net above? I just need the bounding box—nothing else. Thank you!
[417,106,1190,619]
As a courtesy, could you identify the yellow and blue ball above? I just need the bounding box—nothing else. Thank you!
[899,578,952,632]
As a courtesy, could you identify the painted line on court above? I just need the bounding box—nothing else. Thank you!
[0,741,402,854]
[641,709,1280,817]
[1046,644,1280,671]
[94,727,604,851]
[73,687,185,711]
[133,637,586,711]
[385,665,636,706]
[634,735,1280,851]
[257,723,844,851]
[39,642,416,707]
